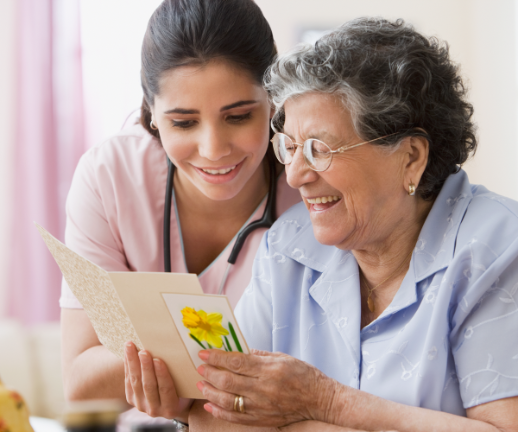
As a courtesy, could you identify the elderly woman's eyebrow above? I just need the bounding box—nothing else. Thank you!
[298,128,341,144]
[311,130,339,142]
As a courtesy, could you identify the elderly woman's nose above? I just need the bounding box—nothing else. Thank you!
[198,126,232,161]
[286,146,316,188]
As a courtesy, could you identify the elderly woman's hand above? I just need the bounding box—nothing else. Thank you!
[196,349,340,427]
[124,341,192,420]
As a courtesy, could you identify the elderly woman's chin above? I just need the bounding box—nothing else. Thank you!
[307,205,351,247]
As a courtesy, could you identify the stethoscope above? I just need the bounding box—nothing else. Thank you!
[163,151,278,294]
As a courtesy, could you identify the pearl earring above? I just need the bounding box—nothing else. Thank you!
[408,182,416,196]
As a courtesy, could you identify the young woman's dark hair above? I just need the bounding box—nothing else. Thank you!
[140,0,277,139]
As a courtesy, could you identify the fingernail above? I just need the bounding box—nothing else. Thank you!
[203,403,213,414]
[198,350,209,361]
[153,358,161,369]
[196,381,203,392]
[125,342,132,349]
[138,350,148,360]
[197,365,205,375]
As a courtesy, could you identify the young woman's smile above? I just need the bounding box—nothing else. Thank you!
[193,159,244,184]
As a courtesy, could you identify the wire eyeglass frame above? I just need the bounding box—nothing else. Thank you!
[270,120,399,172]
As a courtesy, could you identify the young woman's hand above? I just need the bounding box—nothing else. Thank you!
[124,342,193,420]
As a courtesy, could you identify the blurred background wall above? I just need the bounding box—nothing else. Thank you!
[0,0,517,321]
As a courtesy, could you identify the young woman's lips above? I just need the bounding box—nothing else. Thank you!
[194,160,244,184]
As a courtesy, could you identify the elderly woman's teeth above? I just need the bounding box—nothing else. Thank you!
[307,196,340,204]
[201,166,236,175]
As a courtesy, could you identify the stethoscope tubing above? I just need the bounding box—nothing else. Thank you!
[163,152,278,294]
[163,158,175,273]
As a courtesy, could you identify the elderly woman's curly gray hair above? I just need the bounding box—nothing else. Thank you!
[264,17,477,200]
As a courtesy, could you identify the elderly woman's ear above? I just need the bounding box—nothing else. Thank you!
[400,134,429,196]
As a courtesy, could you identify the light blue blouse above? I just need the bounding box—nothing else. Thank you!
[235,170,518,415]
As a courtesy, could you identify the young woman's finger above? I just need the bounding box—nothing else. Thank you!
[153,358,184,418]
[124,353,135,405]
[138,350,161,413]
[125,342,147,411]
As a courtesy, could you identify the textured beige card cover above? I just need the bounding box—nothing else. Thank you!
[35,223,143,358]
[36,224,208,398]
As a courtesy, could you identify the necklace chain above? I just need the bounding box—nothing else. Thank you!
[361,248,414,313]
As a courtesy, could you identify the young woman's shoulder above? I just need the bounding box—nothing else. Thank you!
[80,124,166,178]
[72,124,168,209]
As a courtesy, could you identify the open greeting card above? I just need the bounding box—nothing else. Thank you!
[35,224,249,399]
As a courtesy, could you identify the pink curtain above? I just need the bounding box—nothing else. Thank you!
[8,0,86,324]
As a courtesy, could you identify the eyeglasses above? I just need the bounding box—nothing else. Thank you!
[270,121,398,172]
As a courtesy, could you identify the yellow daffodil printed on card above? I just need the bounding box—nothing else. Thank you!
[181,307,242,352]
[162,293,248,368]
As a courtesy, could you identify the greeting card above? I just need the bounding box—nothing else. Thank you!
[35,224,248,399]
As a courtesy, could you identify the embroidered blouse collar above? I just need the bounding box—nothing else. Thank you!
[412,170,473,282]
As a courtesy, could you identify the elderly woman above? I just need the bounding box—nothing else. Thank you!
[190,18,518,432]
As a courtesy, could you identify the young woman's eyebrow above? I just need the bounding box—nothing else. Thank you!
[163,100,257,115]
[220,100,258,111]
[163,108,199,114]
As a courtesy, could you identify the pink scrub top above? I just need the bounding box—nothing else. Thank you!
[60,124,301,310]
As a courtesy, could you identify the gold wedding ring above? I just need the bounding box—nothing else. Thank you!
[233,395,245,414]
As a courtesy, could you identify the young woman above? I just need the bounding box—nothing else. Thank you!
[60,0,300,427]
